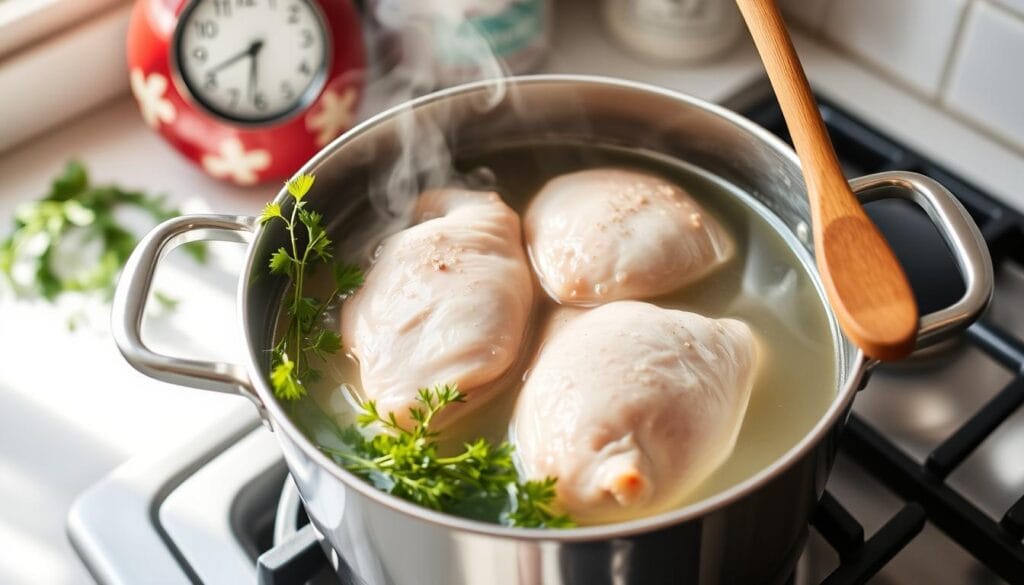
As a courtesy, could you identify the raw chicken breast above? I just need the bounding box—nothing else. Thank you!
[525,168,733,304]
[341,189,533,428]
[512,301,758,524]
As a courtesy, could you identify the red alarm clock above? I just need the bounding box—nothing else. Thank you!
[127,0,365,186]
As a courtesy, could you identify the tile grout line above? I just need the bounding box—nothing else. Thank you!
[931,97,1024,159]
[936,0,977,102]
[819,0,840,31]
[990,0,1024,24]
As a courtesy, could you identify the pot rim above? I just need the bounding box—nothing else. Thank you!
[240,74,867,541]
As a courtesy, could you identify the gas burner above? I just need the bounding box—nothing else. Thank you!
[69,86,1024,584]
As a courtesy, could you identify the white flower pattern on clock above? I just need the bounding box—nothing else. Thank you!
[306,87,358,147]
[202,138,271,185]
[130,69,176,128]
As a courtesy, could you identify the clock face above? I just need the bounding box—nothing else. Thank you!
[174,0,330,124]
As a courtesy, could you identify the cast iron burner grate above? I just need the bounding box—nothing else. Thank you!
[255,93,1024,585]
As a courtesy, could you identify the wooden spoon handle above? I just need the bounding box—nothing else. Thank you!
[736,0,919,360]
[735,0,849,220]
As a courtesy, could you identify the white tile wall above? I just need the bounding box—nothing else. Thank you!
[822,0,968,96]
[782,0,1024,151]
[944,2,1024,149]
[779,0,833,32]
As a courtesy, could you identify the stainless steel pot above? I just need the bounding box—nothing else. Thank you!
[112,76,993,585]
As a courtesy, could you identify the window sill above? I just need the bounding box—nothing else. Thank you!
[0,3,133,154]
[0,0,128,58]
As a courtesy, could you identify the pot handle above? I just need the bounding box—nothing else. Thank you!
[111,214,264,410]
[849,171,994,350]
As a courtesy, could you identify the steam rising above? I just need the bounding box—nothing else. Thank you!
[349,1,514,250]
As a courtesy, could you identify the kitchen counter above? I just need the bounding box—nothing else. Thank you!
[2,2,1022,584]
[0,98,261,585]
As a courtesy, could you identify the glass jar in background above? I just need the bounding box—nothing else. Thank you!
[367,0,551,91]
[602,0,743,63]
[435,0,550,82]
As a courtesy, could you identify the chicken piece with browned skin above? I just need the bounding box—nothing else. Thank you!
[511,301,758,524]
[525,168,733,305]
[341,188,533,429]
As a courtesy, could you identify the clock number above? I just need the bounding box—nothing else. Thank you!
[227,88,240,109]
[287,4,300,24]
[193,19,218,39]
[204,72,217,90]
[192,46,208,63]
[212,0,231,17]
[300,29,314,48]
[298,60,311,75]
[280,81,295,100]
[254,91,268,111]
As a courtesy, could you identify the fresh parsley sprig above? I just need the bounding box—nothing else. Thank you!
[0,161,205,304]
[324,384,574,529]
[260,173,364,401]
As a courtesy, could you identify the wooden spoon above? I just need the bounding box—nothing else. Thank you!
[735,0,918,361]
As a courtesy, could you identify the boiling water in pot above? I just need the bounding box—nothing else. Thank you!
[290,141,837,516]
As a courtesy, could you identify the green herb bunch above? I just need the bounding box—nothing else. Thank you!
[326,384,574,529]
[260,173,363,401]
[0,161,205,304]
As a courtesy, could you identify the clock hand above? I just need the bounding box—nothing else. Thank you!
[207,46,252,75]
[207,39,263,75]
[248,52,257,102]
[248,39,264,103]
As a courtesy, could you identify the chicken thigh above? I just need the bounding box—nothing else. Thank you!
[341,188,533,428]
[525,168,733,305]
[511,301,758,524]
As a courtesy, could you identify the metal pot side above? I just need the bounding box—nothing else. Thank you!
[111,76,993,585]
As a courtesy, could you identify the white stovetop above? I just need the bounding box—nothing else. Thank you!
[2,3,1022,584]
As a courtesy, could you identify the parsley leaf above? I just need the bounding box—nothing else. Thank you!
[307,329,342,356]
[333,263,365,295]
[507,478,575,528]
[286,173,315,201]
[153,291,180,311]
[52,160,88,200]
[268,247,293,275]
[259,202,283,224]
[289,296,319,324]
[270,355,304,401]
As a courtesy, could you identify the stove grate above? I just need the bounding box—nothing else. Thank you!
[812,495,926,585]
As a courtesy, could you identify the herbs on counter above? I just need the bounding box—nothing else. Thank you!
[263,174,572,529]
[324,384,573,529]
[0,161,205,308]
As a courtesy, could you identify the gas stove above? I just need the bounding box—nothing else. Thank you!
[68,86,1024,585]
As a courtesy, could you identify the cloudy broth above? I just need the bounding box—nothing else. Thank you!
[292,142,838,515]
